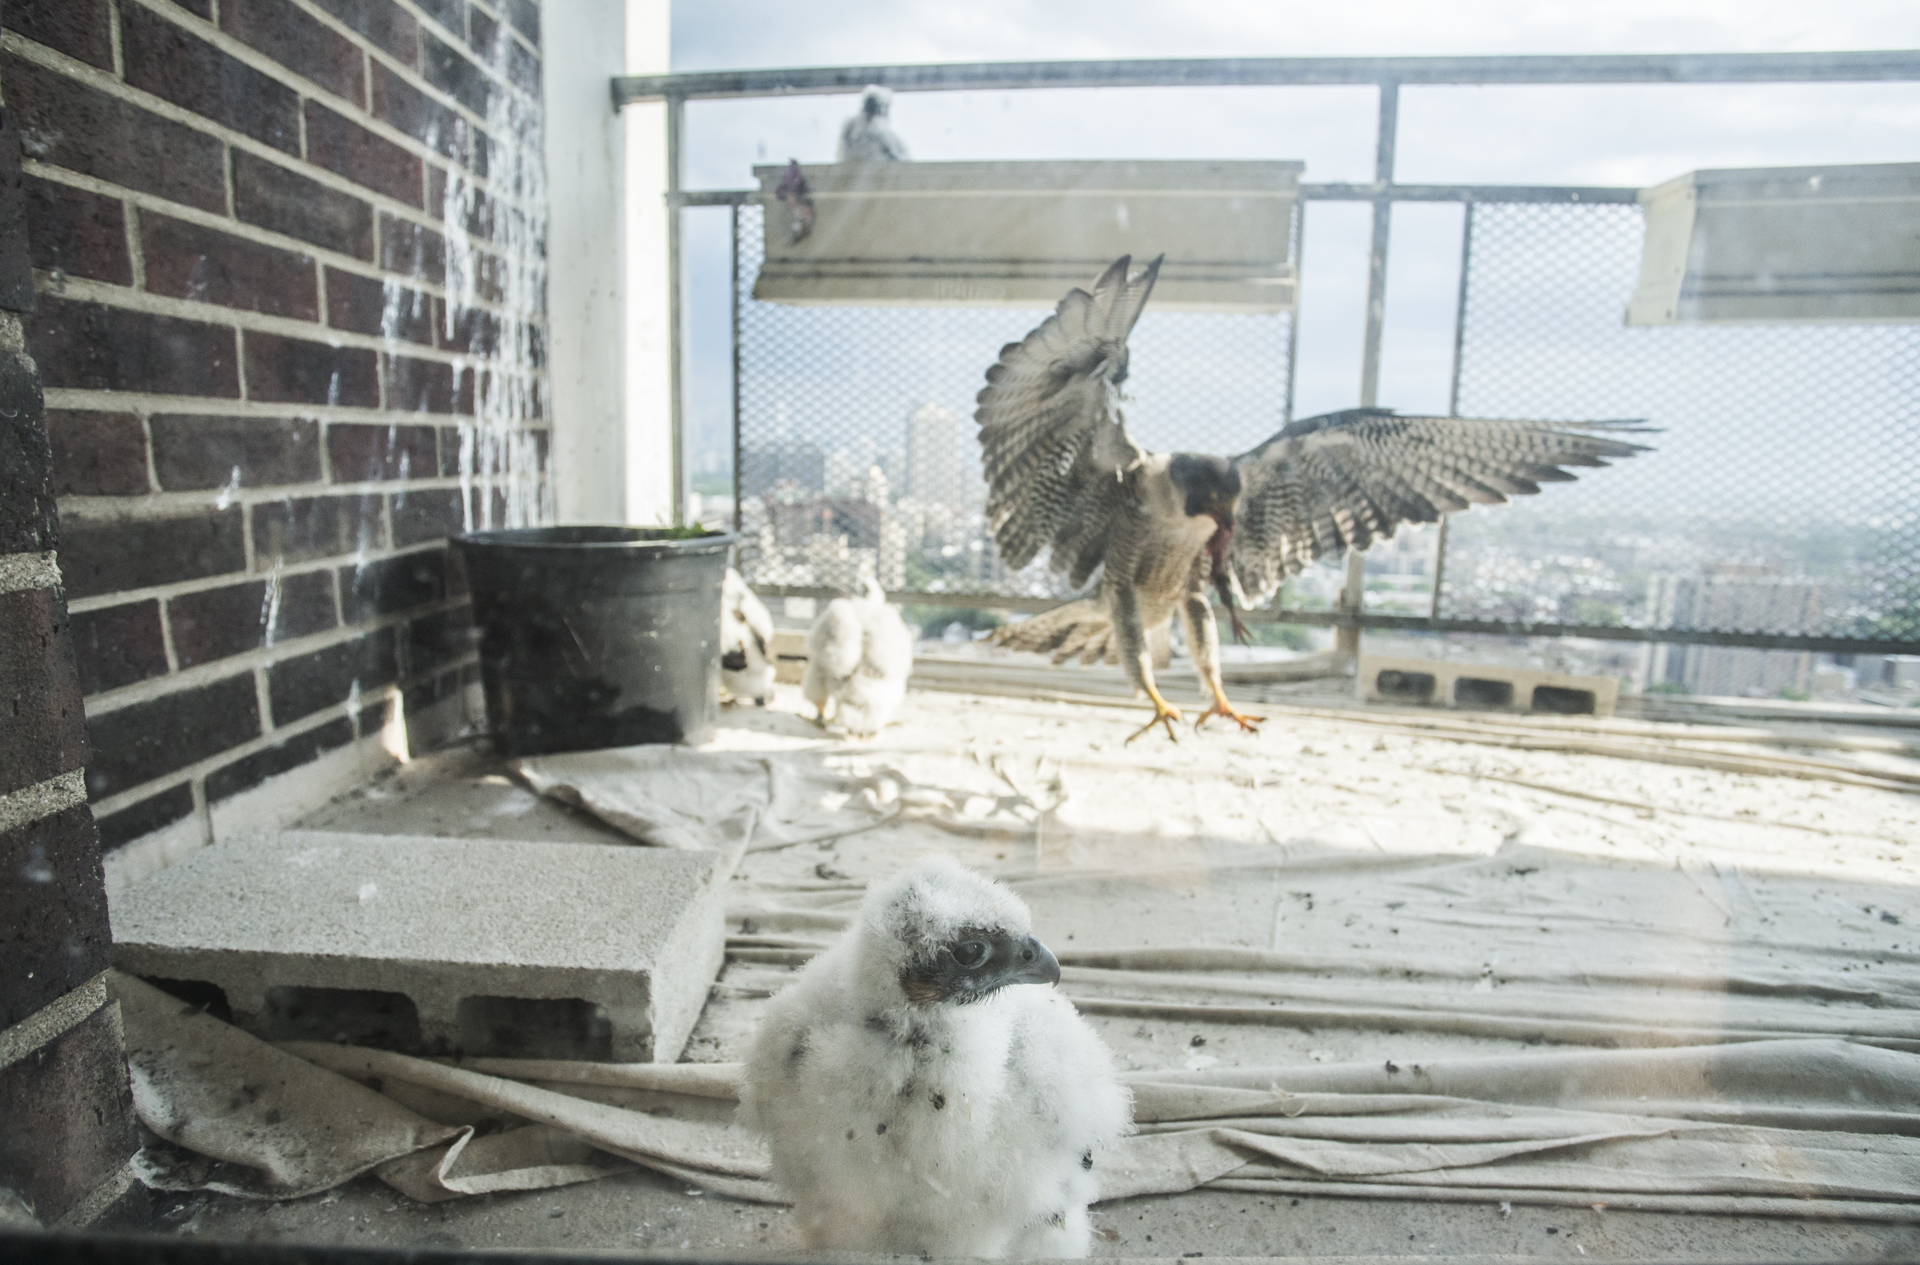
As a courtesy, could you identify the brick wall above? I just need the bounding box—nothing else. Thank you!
[0,101,144,1225]
[1,0,551,864]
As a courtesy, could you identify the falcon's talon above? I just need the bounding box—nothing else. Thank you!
[1195,701,1264,734]
[1125,700,1183,745]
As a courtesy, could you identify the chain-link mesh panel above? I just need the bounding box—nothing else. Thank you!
[733,203,1295,600]
[1444,201,1920,658]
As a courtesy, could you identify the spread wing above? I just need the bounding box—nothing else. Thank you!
[1229,408,1653,605]
[974,256,1161,588]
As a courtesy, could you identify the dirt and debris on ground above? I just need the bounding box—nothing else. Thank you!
[153,671,1920,1260]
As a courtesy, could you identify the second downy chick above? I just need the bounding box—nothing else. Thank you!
[801,577,913,735]
[720,567,776,706]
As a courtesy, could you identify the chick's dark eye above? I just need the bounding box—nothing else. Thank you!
[952,940,988,969]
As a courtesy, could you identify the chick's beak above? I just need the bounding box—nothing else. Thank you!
[1003,934,1061,988]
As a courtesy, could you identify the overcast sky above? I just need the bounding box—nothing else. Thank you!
[672,1,1920,69]
[667,2,1920,473]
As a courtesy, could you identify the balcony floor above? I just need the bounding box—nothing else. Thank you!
[147,666,1920,1260]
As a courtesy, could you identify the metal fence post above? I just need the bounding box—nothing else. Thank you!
[1283,197,1304,426]
[1431,199,1476,620]
[730,202,744,535]
[1338,77,1400,660]
[666,92,687,526]
[654,53,1920,661]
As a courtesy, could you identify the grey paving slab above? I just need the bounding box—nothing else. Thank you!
[109,830,725,1063]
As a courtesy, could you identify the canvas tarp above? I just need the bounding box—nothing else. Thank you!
[117,696,1920,1219]
[117,971,1920,1219]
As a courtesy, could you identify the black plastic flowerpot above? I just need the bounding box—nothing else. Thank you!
[453,526,734,755]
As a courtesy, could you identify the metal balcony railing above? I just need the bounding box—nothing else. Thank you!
[616,51,1920,657]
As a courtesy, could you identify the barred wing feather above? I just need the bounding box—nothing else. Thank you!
[1228,409,1653,605]
[974,255,1161,581]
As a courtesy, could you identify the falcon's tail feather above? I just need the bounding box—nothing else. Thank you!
[987,600,1117,666]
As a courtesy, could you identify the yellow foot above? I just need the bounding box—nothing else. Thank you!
[1196,700,1264,734]
[1125,699,1184,745]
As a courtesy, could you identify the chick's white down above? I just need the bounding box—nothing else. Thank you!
[741,857,1130,1258]
[801,579,913,735]
[719,567,775,705]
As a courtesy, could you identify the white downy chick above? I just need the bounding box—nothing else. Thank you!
[800,577,912,735]
[741,857,1130,1258]
[720,567,775,706]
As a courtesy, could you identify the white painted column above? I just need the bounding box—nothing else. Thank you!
[541,1,630,525]
[623,0,674,527]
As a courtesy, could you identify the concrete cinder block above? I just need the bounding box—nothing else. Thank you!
[1360,654,1619,719]
[108,830,725,1063]
[770,628,808,684]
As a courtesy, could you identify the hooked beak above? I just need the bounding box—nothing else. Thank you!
[1002,935,1061,988]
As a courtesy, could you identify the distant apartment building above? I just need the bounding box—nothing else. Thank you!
[905,402,967,507]
[735,404,1000,595]
[741,441,826,497]
[824,436,906,498]
[1647,566,1822,697]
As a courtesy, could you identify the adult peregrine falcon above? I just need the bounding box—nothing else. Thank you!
[978,255,1650,742]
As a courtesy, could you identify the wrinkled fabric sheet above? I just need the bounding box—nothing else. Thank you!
[116,967,1920,1220]
[514,744,1051,873]
[122,729,1920,1217]
[725,843,1920,1055]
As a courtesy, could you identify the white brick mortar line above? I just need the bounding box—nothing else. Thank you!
[87,1,540,214]
[254,661,276,731]
[239,496,257,571]
[0,974,108,1072]
[62,537,459,614]
[137,413,161,496]
[42,274,546,362]
[0,552,62,594]
[25,161,530,291]
[1,31,535,238]
[85,653,478,819]
[42,389,554,421]
[462,0,542,63]
[78,592,474,717]
[106,0,126,76]
[188,775,211,844]
[59,478,480,522]
[0,770,89,836]
[307,0,543,123]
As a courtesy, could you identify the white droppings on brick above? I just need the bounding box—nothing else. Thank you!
[437,19,550,533]
[260,566,283,648]
[379,275,429,344]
